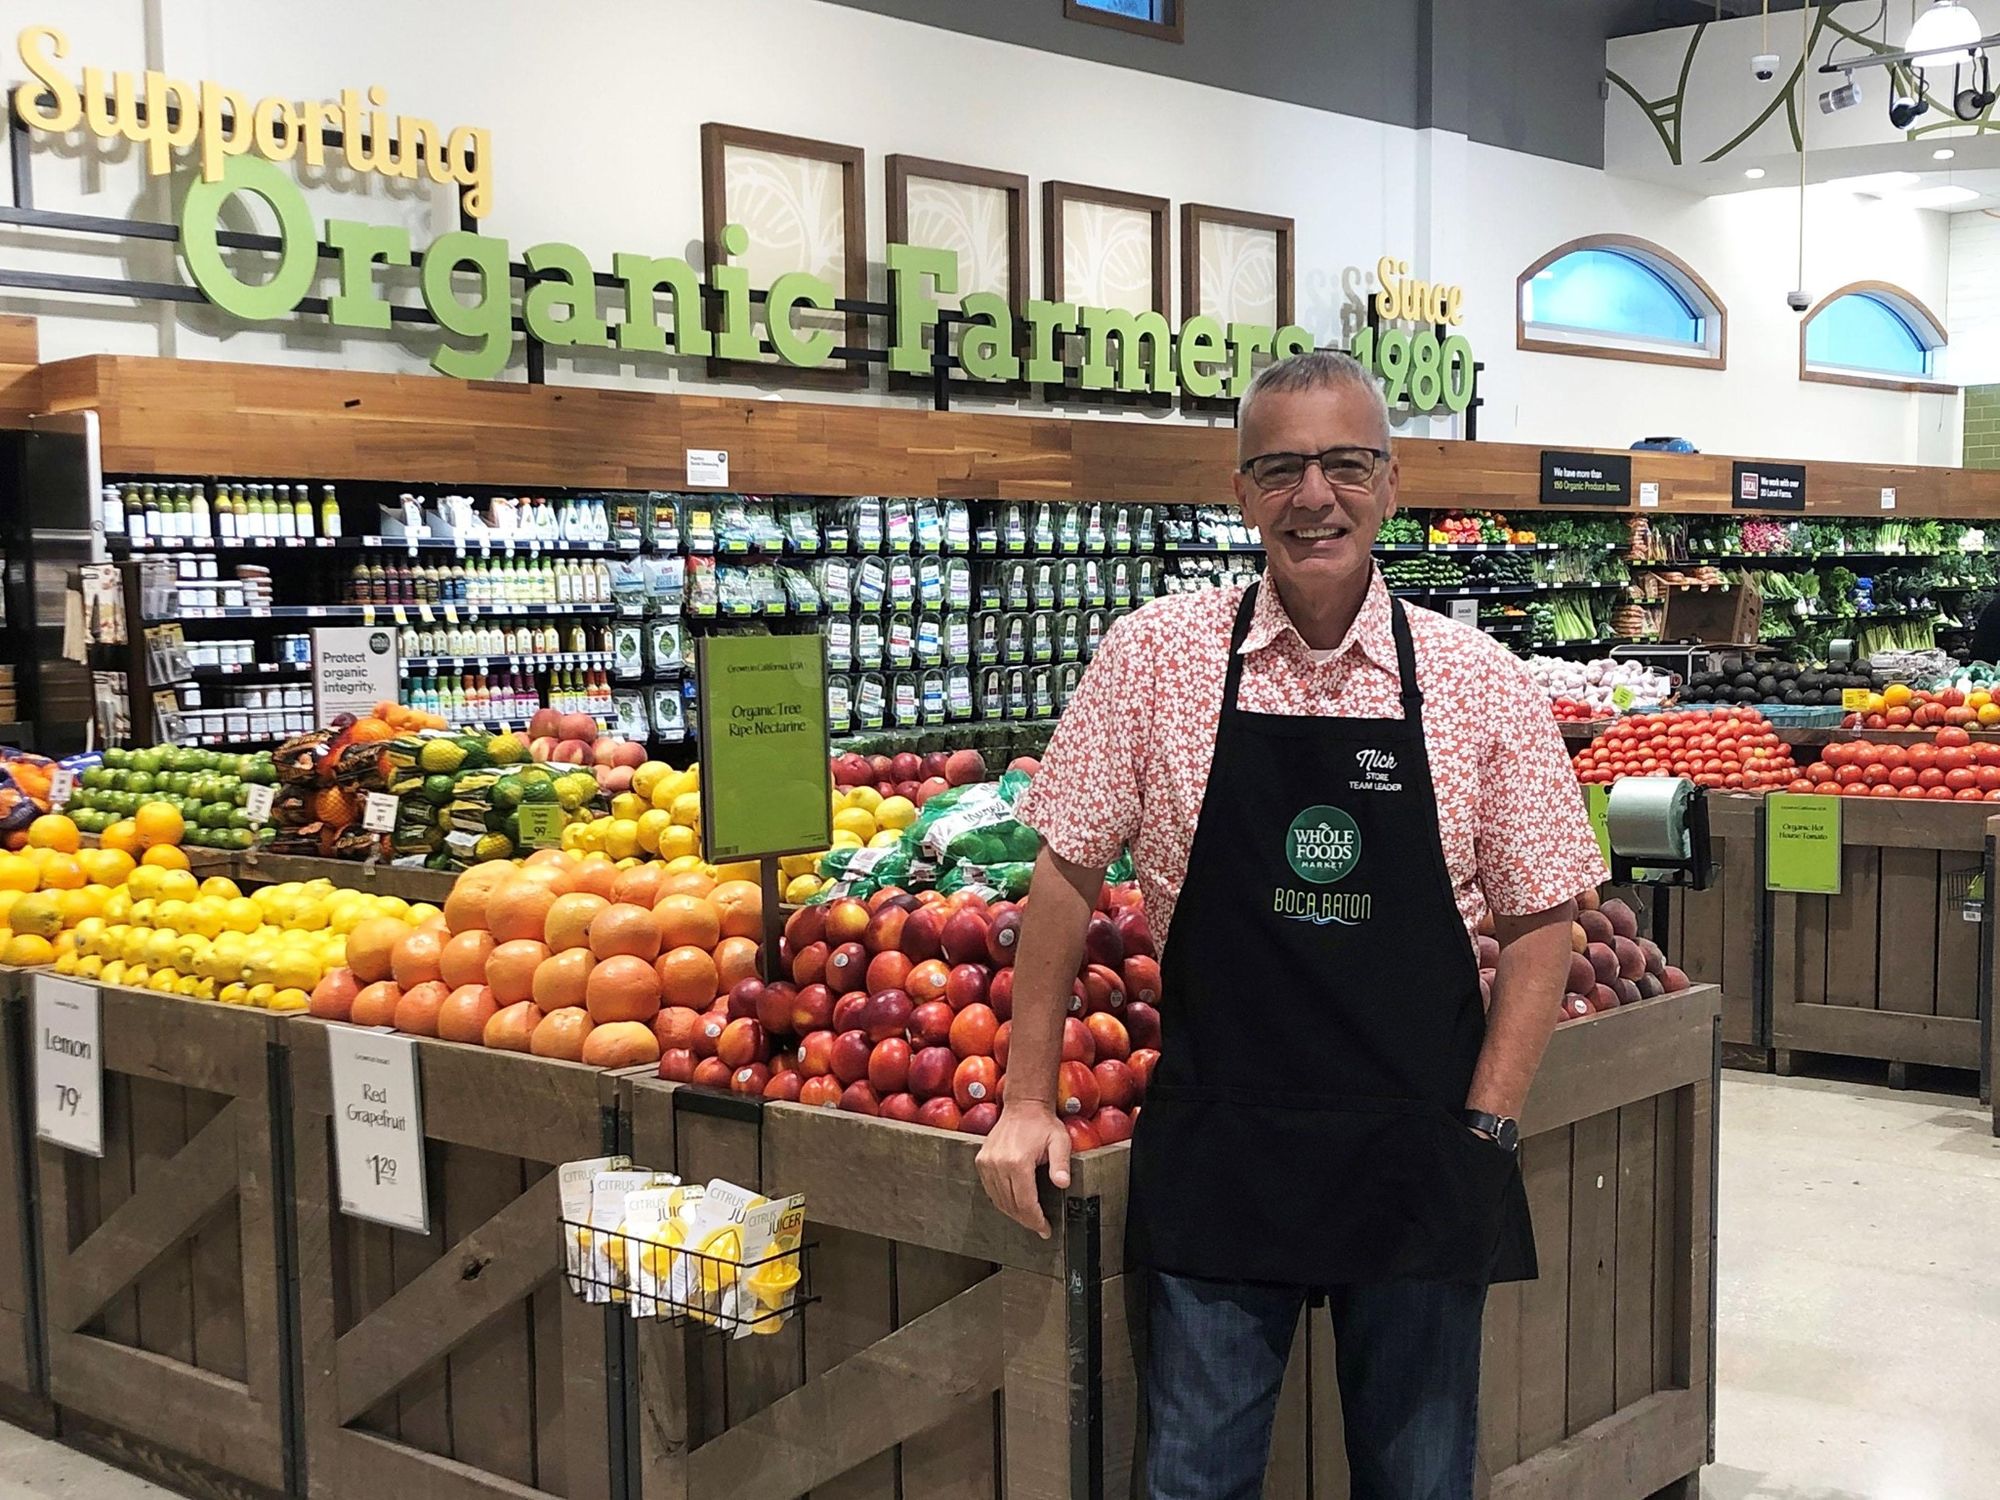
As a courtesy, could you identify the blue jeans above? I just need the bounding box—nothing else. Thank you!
[1145,1273,1486,1500]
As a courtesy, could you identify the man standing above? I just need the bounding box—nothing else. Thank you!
[976,351,1607,1499]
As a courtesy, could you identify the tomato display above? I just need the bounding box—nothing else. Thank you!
[1797,728,2000,801]
[1571,707,1801,792]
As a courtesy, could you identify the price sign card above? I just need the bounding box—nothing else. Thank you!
[48,766,75,807]
[361,791,400,833]
[516,803,565,848]
[1766,793,1842,895]
[244,783,277,823]
[34,975,103,1157]
[327,1028,431,1233]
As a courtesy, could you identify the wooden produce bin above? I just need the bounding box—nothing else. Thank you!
[288,1024,624,1500]
[231,851,457,907]
[621,987,1720,1500]
[0,966,51,1430]
[1654,793,1763,1061]
[32,985,295,1497]
[1768,798,1989,1082]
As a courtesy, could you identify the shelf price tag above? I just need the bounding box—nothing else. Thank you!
[243,783,276,823]
[1583,783,1612,869]
[444,605,459,623]
[1880,488,1897,511]
[33,975,103,1157]
[1841,688,1871,712]
[516,804,566,849]
[48,767,75,807]
[1766,794,1842,895]
[326,1027,430,1234]
[361,792,400,833]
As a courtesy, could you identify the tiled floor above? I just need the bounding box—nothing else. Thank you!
[2,1072,1997,1498]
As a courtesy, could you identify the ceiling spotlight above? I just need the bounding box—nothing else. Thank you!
[1820,75,1862,112]
[1935,147,1958,158]
[1744,167,1767,179]
[1890,84,1931,128]
[1953,54,1996,120]
[1907,1,1985,65]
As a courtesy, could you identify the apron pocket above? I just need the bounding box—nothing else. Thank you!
[1128,1088,1526,1286]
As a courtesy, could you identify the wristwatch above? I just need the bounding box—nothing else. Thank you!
[1461,1109,1520,1154]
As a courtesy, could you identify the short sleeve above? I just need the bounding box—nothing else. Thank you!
[1473,659,1608,915]
[1015,613,1149,870]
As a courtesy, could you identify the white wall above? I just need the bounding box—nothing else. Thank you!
[0,0,1966,468]
[1947,211,2000,389]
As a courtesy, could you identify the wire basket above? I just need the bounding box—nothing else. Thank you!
[560,1218,815,1336]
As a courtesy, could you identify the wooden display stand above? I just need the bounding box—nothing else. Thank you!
[1768,798,1988,1084]
[31,986,293,1500]
[621,988,1719,1500]
[0,967,52,1431]
[287,1024,623,1500]
[1651,795,1764,1066]
[234,851,457,908]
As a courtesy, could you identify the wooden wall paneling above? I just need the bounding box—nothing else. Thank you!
[184,1086,247,1383]
[440,1145,536,1487]
[0,315,40,429]
[1719,832,1758,1044]
[1934,849,1982,1021]
[1515,1127,1572,1455]
[1478,1279,1524,1478]
[127,1079,196,1367]
[1612,1101,1659,1412]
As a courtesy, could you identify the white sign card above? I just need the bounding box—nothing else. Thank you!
[326,1027,431,1233]
[312,626,400,721]
[361,791,400,833]
[1638,482,1660,509]
[1880,487,1897,511]
[48,767,75,806]
[243,783,276,823]
[33,975,103,1157]
[686,449,730,488]
[1449,598,1479,627]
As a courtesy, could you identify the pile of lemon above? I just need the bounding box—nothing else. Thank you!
[0,811,193,968]
[63,870,439,1011]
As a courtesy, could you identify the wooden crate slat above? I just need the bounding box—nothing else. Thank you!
[0,983,36,1405]
[1479,1279,1524,1476]
[682,1278,1003,1500]
[1875,847,1940,1017]
[1934,850,1982,1021]
[999,1267,1071,1500]
[1612,1101,1659,1412]
[185,1087,248,1382]
[91,1072,141,1344]
[335,1172,558,1426]
[894,1248,1000,1500]
[441,1144,536,1488]
[1263,1309,1310,1499]
[1775,1001,1981,1067]
[47,1334,273,1478]
[128,1077,197,1366]
[1824,845,1882,1008]
[1798,892,1830,1011]
[1515,1125,1572,1454]
[1564,1111,1620,1438]
[800,1226,898,1500]
[1719,833,1758,1029]
[1674,864,1724,992]
[337,1424,554,1500]
[1519,996,1713,1138]
[1102,1273,1144,1500]
[389,1169,454,1461]
[1651,1093,1679,1396]
[1489,1387,1705,1500]
[53,1094,243,1334]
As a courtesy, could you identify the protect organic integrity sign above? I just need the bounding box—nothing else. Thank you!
[312,627,399,721]
[697,635,833,860]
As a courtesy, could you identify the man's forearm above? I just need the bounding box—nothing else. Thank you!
[1003,846,1106,1107]
[1465,902,1575,1120]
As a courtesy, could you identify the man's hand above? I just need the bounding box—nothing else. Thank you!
[977,1102,1072,1239]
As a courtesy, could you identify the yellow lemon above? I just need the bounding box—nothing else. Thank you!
[99,960,127,986]
[289,898,330,933]
[632,762,670,800]
[712,860,759,884]
[867,829,903,850]
[188,976,216,1001]
[144,928,182,971]
[155,899,192,933]
[198,875,242,900]
[669,791,702,829]
[1882,682,1913,708]
[832,808,877,842]
[221,897,263,934]
[99,925,129,961]
[125,866,169,902]
[123,962,150,986]
[0,891,21,930]
[875,796,917,832]
[57,885,108,927]
[1972,690,1993,711]
[71,915,106,953]
[606,820,641,860]
[52,931,78,958]
[660,824,700,861]
[611,792,647,822]
[147,968,180,994]
[119,926,151,965]
[830,830,862,850]
[846,786,883,814]
[184,898,226,939]
[217,982,249,1006]
[374,897,412,923]
[141,845,191,872]
[172,933,211,975]
[560,822,587,852]
[664,853,707,875]
[101,888,133,925]
[0,854,35,893]
[174,974,204,998]
[9,893,64,941]
[81,848,136,886]
[128,897,157,928]
[6,936,57,968]
[74,954,102,979]
[269,988,309,1013]
[246,983,278,1010]
[269,950,321,992]
[784,874,821,903]
[406,902,440,926]
[52,950,78,975]
[637,809,672,854]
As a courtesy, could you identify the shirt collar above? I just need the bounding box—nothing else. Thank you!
[1239,568,1398,672]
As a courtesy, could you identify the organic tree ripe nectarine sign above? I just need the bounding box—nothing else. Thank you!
[697,635,833,861]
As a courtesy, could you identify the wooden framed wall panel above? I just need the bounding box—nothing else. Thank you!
[700,123,869,387]
[1043,181,1171,318]
[33,988,290,1495]
[1180,203,1295,331]
[30,351,2000,516]
[886,154,1030,394]
[289,1026,620,1500]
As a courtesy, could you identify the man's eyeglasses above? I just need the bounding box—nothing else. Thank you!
[1237,447,1391,494]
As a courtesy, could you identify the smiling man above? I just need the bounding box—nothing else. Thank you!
[977,350,1607,1499]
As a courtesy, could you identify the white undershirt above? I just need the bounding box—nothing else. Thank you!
[1305,647,1342,666]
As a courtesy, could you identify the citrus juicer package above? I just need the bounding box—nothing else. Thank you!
[585,1167,677,1304]
[663,1179,808,1335]
[622,1182,707,1319]
[560,1156,631,1295]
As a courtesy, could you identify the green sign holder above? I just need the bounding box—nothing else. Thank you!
[696,634,834,864]
[1765,793,1842,895]
[1584,783,1612,869]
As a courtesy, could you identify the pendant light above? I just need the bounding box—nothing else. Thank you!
[1906,1,1984,64]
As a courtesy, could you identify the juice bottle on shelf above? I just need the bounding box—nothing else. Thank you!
[100,482,124,540]
[274,484,295,539]
[215,481,237,543]
[191,483,212,545]
[320,484,341,539]
[121,483,144,546]
[293,484,313,538]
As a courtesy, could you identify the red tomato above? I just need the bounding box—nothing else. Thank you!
[1835,764,1866,786]
[1864,765,1892,786]
[1898,785,1928,799]
[1927,785,1957,801]
[1786,779,1813,794]
[1919,768,1946,789]
[1875,745,1907,771]
[1978,767,2000,793]
[1888,766,1919,789]
[1939,748,1974,774]
[1957,787,1988,802]
[1937,726,1973,748]
[1842,783,1875,797]
[1975,744,2000,768]
[1886,707,1914,727]
[1946,767,1979,791]
[1806,763,1837,784]
[1871,784,1901,798]
[1907,744,1938,771]
[1943,689,1966,709]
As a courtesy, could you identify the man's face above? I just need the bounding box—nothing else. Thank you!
[1233,384,1398,604]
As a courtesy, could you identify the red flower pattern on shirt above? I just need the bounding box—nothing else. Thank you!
[1017,569,1608,956]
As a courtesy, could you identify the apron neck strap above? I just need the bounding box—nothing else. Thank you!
[1223,582,1426,718]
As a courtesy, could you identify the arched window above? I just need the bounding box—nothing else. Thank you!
[1517,235,1727,370]
[1800,283,1951,393]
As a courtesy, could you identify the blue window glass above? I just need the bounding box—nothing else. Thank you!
[1076,0,1160,18]
[1522,249,1703,346]
[1805,293,1932,377]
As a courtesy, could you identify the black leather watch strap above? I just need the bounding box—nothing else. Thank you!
[1461,1109,1520,1153]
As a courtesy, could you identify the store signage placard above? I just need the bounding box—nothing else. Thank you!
[516,803,565,848]
[33,975,103,1157]
[1732,462,1807,513]
[1540,450,1632,507]
[686,449,730,488]
[697,634,833,860]
[1765,793,1842,895]
[1348,256,1477,416]
[326,1027,431,1234]
[313,626,400,721]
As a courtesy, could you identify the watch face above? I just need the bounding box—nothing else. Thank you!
[1496,1118,1520,1152]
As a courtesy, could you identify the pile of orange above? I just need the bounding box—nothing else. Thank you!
[310,851,764,1070]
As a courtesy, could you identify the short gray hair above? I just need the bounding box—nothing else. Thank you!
[1239,349,1390,451]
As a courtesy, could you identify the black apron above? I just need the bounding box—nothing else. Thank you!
[1127,585,1536,1287]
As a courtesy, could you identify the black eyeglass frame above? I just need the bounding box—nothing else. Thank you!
[1235,446,1394,492]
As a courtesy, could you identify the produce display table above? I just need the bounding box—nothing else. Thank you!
[622,987,1720,1500]
[30,983,295,1498]
[233,851,457,907]
[1768,798,1991,1083]
[1651,794,1762,1062]
[286,1021,626,1500]
[0,966,51,1431]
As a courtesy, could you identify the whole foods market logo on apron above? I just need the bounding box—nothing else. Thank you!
[1276,807,1372,926]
